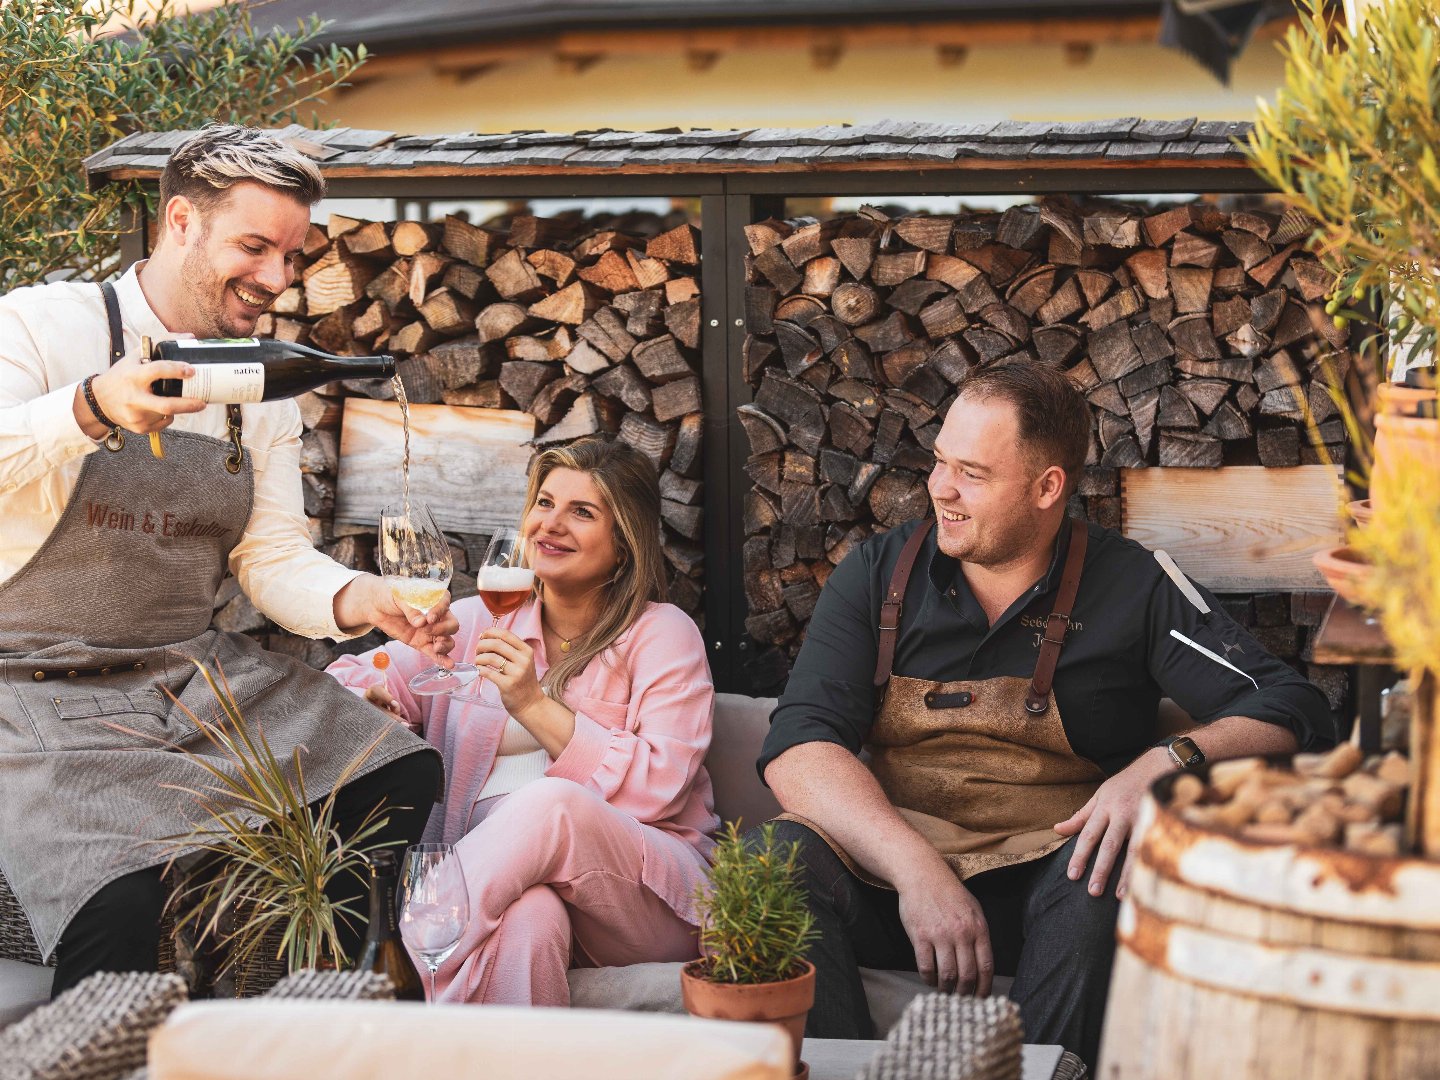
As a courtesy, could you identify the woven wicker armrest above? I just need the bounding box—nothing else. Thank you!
[262,970,396,1001]
[857,992,1026,1080]
[0,971,187,1080]
[0,867,47,967]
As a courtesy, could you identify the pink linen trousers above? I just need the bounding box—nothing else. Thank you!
[327,596,719,1005]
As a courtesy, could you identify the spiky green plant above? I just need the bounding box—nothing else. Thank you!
[129,662,392,975]
[693,822,818,985]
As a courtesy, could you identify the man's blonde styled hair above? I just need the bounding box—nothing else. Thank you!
[159,123,325,220]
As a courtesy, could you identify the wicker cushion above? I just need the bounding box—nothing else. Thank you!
[858,992,1025,1080]
[0,971,186,1080]
[263,970,395,1001]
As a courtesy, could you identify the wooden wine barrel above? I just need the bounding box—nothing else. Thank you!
[1098,772,1440,1079]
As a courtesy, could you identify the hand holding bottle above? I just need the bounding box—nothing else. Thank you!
[75,344,205,439]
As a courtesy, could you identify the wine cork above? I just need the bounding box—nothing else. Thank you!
[1169,773,1205,808]
[1341,772,1404,821]
[1209,757,1266,799]
[1242,822,1312,845]
[1253,799,1292,825]
[1376,751,1411,787]
[1345,822,1402,857]
[1294,743,1363,779]
[1294,803,1343,845]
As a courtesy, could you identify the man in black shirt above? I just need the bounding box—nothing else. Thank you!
[758,363,1334,1067]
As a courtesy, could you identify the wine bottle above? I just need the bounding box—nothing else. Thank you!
[150,339,396,403]
[354,849,426,1001]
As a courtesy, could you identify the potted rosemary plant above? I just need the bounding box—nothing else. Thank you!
[682,822,818,1078]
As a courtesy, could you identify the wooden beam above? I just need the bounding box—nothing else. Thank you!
[335,399,536,534]
[1121,465,1344,592]
[556,51,605,76]
[343,14,1298,84]
[686,48,722,73]
[937,44,969,67]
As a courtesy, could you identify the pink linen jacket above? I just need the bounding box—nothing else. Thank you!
[327,596,719,924]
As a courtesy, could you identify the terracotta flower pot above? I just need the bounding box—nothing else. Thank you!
[1312,544,1373,607]
[1347,498,1374,530]
[681,959,816,1077]
[1372,411,1440,512]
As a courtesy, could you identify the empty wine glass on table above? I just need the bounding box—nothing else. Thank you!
[377,501,478,696]
[398,843,470,1004]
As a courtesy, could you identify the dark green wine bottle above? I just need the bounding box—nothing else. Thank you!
[355,849,426,1001]
[150,339,395,403]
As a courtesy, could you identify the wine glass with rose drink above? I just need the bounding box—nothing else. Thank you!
[377,501,478,695]
[460,527,534,693]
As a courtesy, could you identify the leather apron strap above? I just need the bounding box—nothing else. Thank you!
[871,517,1090,710]
[99,282,125,366]
[873,519,934,688]
[1024,518,1089,715]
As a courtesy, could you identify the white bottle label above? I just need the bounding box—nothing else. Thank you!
[179,363,265,403]
[175,338,260,348]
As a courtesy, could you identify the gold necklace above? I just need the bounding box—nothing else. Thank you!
[544,612,585,653]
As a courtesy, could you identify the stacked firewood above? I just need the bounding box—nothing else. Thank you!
[738,198,1350,699]
[1172,745,1409,856]
[214,208,706,668]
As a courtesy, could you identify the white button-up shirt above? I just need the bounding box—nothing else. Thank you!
[0,264,361,639]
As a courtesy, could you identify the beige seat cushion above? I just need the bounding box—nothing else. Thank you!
[707,693,781,829]
[0,958,55,1029]
[148,1001,792,1080]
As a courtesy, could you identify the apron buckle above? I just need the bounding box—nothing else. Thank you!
[102,427,125,452]
[224,406,244,474]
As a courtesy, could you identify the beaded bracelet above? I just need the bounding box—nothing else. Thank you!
[81,374,118,431]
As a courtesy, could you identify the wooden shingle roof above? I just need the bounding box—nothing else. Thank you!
[85,119,1255,187]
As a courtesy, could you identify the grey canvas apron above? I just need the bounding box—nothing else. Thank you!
[0,284,432,959]
[782,518,1105,887]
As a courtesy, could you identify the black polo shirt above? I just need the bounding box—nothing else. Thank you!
[759,518,1337,779]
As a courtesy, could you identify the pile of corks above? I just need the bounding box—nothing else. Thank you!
[1170,744,1410,856]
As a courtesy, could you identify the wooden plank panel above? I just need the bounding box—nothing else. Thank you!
[335,399,535,534]
[1121,465,1343,592]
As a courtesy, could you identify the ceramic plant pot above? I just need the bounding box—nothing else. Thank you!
[681,959,816,1077]
[1312,544,1373,608]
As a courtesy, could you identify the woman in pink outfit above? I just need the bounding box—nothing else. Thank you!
[327,436,718,1005]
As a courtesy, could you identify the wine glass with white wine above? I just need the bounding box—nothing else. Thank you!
[377,501,478,695]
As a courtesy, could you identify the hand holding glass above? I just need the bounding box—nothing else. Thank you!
[398,843,470,1003]
[378,501,477,695]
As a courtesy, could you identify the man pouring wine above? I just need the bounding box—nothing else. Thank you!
[0,123,454,995]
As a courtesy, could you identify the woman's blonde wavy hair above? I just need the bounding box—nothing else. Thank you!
[520,436,668,698]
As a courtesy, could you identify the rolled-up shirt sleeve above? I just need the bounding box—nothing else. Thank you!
[1145,571,1338,750]
[228,401,365,641]
[758,545,880,780]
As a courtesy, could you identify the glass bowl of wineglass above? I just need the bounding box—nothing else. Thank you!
[378,500,478,695]
[398,843,470,1003]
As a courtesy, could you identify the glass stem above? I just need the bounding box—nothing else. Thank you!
[427,962,438,1004]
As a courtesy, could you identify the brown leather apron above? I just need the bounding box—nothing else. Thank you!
[783,519,1104,888]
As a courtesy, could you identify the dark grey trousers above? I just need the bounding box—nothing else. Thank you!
[761,820,1119,1070]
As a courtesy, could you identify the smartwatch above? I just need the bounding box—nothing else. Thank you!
[1161,735,1205,771]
